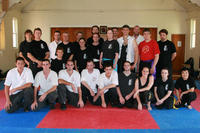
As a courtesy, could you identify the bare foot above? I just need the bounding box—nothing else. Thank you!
[101,103,107,108]
[93,95,98,102]
[188,105,192,109]
[138,104,142,110]
[147,105,152,111]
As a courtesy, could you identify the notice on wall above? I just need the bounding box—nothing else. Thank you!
[177,41,182,47]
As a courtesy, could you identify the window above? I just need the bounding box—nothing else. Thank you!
[190,19,196,48]
[12,17,18,48]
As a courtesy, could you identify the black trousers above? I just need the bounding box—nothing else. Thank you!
[102,88,121,107]
[57,84,80,107]
[6,87,33,113]
[29,62,42,77]
[181,92,197,105]
[155,85,174,109]
[34,91,58,111]
[139,90,153,104]
[81,85,101,105]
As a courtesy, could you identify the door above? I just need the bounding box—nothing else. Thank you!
[171,34,185,74]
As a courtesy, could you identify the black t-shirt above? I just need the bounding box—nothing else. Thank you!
[19,40,32,62]
[175,77,196,92]
[29,40,49,60]
[118,72,137,97]
[87,36,104,46]
[51,58,66,74]
[74,47,90,71]
[58,42,74,61]
[155,78,174,96]
[157,40,176,67]
[88,43,102,60]
[102,40,119,59]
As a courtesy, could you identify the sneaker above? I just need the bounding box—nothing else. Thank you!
[50,104,55,110]
[60,104,67,110]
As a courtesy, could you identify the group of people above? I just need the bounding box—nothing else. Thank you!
[4,25,197,113]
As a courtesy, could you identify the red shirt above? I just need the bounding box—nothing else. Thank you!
[139,40,160,61]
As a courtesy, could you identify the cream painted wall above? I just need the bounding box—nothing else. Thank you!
[0,8,22,72]
[21,0,187,44]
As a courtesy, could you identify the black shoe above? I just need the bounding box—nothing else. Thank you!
[175,103,185,108]
[24,107,29,112]
[50,104,55,110]
[60,104,67,110]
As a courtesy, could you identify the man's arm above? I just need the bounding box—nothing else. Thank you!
[19,52,29,66]
[151,54,159,74]
[171,52,177,61]
[10,83,32,95]
[44,52,50,59]
[133,39,139,68]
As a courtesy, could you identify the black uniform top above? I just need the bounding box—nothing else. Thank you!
[58,42,74,62]
[175,77,196,92]
[19,40,32,62]
[51,58,66,74]
[155,78,174,96]
[88,43,102,60]
[138,75,150,89]
[102,40,119,59]
[118,72,137,97]
[120,45,128,61]
[157,40,176,67]
[87,36,104,46]
[74,47,90,72]
[29,40,49,60]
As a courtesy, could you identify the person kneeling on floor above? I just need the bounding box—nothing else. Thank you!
[133,66,154,110]
[116,61,138,108]
[57,60,84,110]
[175,67,197,109]
[4,57,34,113]
[154,68,174,109]
[31,59,58,111]
[81,60,101,105]
[93,64,119,108]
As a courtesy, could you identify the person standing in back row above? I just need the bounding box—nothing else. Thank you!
[157,29,176,79]
[87,25,104,46]
[99,29,119,72]
[117,25,138,73]
[48,30,62,60]
[27,28,50,77]
[138,28,160,78]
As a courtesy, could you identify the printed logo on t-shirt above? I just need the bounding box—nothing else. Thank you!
[108,44,112,49]
[128,79,132,86]
[142,45,150,54]
[83,54,87,59]
[186,84,190,90]
[63,63,65,69]
[164,45,168,51]
[165,84,168,91]
[97,50,100,55]
[41,43,44,49]
[67,48,71,53]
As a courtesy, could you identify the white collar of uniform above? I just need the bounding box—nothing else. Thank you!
[52,40,62,45]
